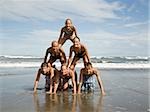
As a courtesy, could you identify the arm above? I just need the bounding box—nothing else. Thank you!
[58,28,64,44]
[48,68,55,94]
[74,27,78,37]
[44,48,49,63]
[70,70,76,94]
[33,69,41,93]
[83,45,90,62]
[60,48,67,63]
[78,69,84,94]
[67,46,73,67]
[53,70,60,94]
[94,69,105,95]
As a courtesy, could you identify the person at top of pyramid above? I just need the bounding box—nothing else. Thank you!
[58,18,78,47]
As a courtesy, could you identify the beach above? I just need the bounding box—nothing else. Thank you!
[0,67,149,112]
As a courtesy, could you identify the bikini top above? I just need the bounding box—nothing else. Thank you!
[74,45,86,56]
[63,26,75,35]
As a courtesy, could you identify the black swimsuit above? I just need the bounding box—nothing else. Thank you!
[75,46,86,58]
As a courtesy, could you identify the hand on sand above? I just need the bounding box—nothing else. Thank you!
[46,91,52,95]
[77,92,81,95]
[72,93,77,95]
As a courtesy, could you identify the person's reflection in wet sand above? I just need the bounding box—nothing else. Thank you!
[33,92,103,112]
[33,93,41,112]
[77,93,104,112]
[95,95,104,112]
[71,95,77,112]
[44,93,60,112]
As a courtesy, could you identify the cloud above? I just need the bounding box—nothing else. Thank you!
[124,21,149,28]
[0,0,125,22]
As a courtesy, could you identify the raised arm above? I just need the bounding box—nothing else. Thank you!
[94,69,105,95]
[33,69,41,93]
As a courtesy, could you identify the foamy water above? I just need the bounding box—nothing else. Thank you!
[0,62,150,69]
[0,55,149,69]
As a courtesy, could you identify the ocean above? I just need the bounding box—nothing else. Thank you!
[0,55,150,69]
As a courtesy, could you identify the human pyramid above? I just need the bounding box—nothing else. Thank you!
[33,19,105,95]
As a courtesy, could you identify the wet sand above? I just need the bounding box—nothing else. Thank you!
[0,68,149,112]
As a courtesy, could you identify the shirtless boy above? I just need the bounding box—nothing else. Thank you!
[44,41,66,65]
[78,62,105,95]
[33,63,60,94]
[58,18,78,46]
[67,37,90,70]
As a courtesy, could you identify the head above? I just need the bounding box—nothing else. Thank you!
[41,63,50,74]
[85,62,93,69]
[65,18,72,27]
[73,37,80,47]
[51,41,59,51]
[61,64,67,75]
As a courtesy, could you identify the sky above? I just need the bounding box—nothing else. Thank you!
[0,0,149,57]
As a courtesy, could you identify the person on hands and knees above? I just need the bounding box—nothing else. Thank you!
[33,63,59,94]
[60,64,77,94]
[78,62,105,95]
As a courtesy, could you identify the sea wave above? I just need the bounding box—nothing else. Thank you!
[0,62,150,69]
[0,55,149,68]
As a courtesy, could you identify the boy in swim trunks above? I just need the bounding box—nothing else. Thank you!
[33,63,60,94]
[58,18,78,47]
[67,37,90,70]
[78,62,105,95]
[44,41,66,65]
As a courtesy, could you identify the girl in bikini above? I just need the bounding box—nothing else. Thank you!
[67,37,90,70]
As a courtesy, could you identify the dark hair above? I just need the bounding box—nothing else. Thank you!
[41,62,48,68]
[65,18,72,24]
[73,36,80,42]
[85,62,92,67]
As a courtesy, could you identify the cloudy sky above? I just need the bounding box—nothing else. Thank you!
[0,0,149,57]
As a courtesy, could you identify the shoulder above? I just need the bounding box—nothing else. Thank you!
[80,68,85,72]
[71,26,76,31]
[70,45,74,50]
[47,47,52,51]
[61,26,66,31]
[93,68,98,74]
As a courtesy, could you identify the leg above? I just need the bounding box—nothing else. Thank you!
[60,56,66,65]
[58,36,68,47]
[83,55,89,67]
[48,56,57,65]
